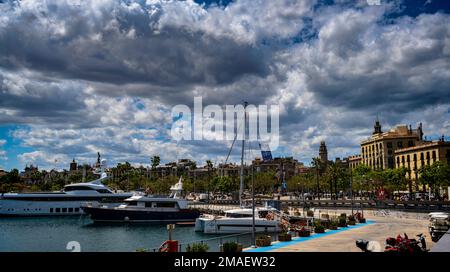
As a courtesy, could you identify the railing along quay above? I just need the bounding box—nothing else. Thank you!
[191,199,450,212]
[284,199,450,212]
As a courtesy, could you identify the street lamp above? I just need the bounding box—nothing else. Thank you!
[349,167,354,215]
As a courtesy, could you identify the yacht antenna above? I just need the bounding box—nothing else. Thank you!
[239,102,248,208]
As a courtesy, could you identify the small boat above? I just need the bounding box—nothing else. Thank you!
[194,205,280,234]
[81,177,200,223]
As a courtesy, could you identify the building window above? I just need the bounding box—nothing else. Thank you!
[432,151,436,160]
[397,141,403,148]
[388,157,394,168]
[387,142,393,148]
[407,155,410,163]
[413,154,417,162]
[408,140,414,147]
[420,153,424,161]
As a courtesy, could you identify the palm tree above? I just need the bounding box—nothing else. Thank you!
[326,162,345,200]
[311,158,322,200]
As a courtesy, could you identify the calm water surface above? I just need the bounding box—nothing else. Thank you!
[0,216,253,252]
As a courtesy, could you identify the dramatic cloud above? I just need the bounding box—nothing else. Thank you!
[0,139,6,162]
[0,0,449,170]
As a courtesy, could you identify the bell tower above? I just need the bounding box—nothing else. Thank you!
[319,141,328,164]
[373,117,382,135]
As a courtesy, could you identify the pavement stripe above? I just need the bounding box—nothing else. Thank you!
[244,220,375,252]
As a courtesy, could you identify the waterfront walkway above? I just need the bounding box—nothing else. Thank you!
[245,211,433,252]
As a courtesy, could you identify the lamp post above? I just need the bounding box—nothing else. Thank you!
[349,167,354,215]
[316,166,320,200]
[252,165,256,247]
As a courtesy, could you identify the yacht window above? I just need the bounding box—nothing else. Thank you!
[155,202,176,208]
[75,208,80,212]
[225,213,251,218]
[55,208,61,213]
[145,202,153,208]
[64,186,95,192]
[127,201,138,206]
[50,208,53,213]
[62,208,67,213]
[96,189,112,194]
[68,208,73,212]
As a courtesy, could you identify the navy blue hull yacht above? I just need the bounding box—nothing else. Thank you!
[82,177,200,223]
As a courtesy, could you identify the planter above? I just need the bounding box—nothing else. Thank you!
[320,219,330,229]
[278,233,292,242]
[314,225,325,233]
[328,225,338,230]
[306,210,314,217]
[338,217,347,227]
[348,220,356,226]
[220,242,243,253]
[298,229,310,237]
[186,243,209,252]
[256,236,272,247]
[358,218,367,223]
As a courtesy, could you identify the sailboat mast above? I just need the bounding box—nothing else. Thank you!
[239,102,248,208]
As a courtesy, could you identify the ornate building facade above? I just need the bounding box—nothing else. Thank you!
[361,120,424,170]
[394,138,450,181]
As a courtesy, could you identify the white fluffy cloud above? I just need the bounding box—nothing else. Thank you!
[0,0,449,169]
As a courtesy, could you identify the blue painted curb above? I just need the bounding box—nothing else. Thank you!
[244,220,375,252]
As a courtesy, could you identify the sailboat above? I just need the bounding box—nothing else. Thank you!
[194,103,281,234]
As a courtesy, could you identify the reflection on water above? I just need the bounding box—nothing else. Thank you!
[0,216,254,252]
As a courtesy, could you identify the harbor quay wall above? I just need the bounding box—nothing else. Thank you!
[190,199,450,213]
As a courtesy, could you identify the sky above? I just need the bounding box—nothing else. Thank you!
[0,0,449,171]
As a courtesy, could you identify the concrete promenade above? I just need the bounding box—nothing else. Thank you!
[247,209,434,252]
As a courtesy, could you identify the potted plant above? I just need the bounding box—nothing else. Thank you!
[186,243,209,252]
[314,222,325,233]
[278,232,292,242]
[338,216,347,227]
[320,219,330,229]
[256,235,272,247]
[297,227,311,237]
[348,215,356,225]
[306,210,314,217]
[328,219,338,230]
[221,241,243,252]
[354,212,366,223]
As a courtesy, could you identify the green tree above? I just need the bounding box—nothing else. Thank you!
[151,156,160,169]
[311,158,323,199]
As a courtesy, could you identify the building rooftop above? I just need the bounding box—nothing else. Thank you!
[362,124,422,144]
[394,140,450,154]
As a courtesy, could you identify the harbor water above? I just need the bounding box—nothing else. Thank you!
[0,216,255,252]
